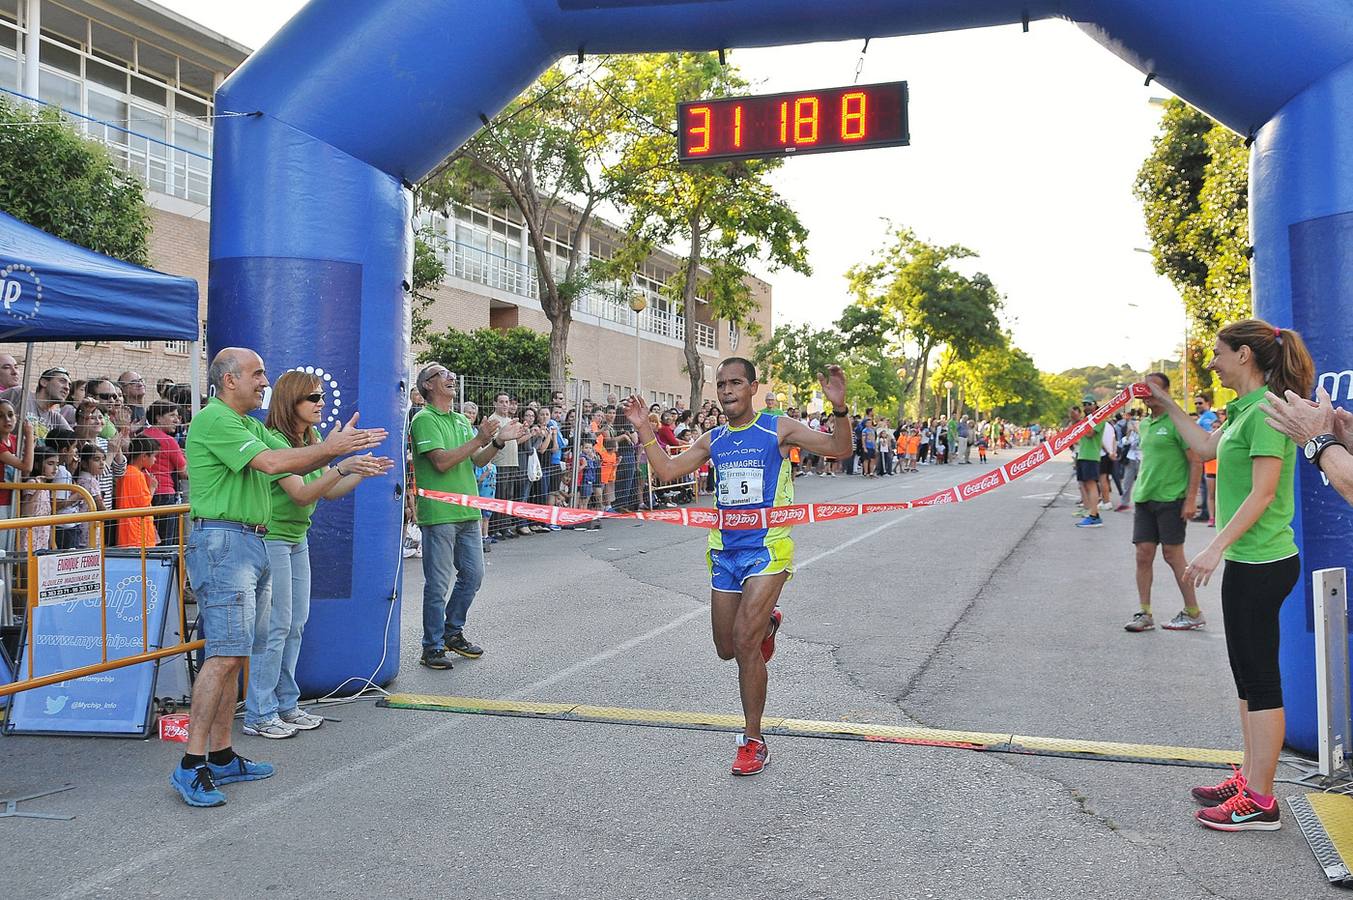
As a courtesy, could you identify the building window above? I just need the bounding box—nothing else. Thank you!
[728,322,739,350]
[164,340,191,355]
[125,340,152,351]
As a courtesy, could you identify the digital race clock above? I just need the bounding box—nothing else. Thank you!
[677,81,909,163]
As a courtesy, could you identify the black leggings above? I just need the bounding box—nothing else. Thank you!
[1220,555,1301,712]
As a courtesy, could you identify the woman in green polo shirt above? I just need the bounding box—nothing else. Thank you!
[243,371,392,739]
[1150,318,1314,833]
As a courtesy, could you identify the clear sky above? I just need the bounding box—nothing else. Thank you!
[165,1,1188,374]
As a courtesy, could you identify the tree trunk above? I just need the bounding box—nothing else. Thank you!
[915,345,931,419]
[548,306,571,391]
[682,214,705,411]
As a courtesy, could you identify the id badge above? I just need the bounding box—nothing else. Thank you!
[718,465,764,507]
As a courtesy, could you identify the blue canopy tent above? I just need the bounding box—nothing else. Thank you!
[0,208,198,343]
[0,206,201,651]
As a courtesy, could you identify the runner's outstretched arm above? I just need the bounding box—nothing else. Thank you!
[779,366,851,459]
[621,395,710,482]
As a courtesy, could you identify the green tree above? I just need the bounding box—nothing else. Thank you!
[409,230,447,346]
[611,53,810,409]
[845,226,1003,415]
[954,337,1045,423]
[0,96,149,264]
[753,323,843,403]
[418,326,550,407]
[1134,98,1251,389]
[419,62,643,389]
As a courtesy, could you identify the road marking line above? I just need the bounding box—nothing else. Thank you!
[381,693,1243,768]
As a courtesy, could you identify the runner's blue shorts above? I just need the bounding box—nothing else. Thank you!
[706,538,794,593]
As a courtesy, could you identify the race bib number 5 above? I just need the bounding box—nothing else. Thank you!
[717,465,764,507]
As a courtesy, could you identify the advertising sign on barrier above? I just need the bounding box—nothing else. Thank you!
[5,555,178,737]
[35,549,102,607]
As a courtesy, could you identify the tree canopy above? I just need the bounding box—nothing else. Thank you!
[1134,98,1250,390]
[418,326,551,407]
[0,96,149,265]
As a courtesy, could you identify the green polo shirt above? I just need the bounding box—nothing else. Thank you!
[1216,385,1298,563]
[1133,414,1190,503]
[411,405,481,525]
[1076,421,1105,462]
[264,427,324,544]
[185,397,272,526]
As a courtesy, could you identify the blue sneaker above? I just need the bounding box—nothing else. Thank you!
[170,764,226,807]
[1076,516,1104,528]
[208,754,275,785]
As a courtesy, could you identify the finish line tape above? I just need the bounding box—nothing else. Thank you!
[418,383,1151,531]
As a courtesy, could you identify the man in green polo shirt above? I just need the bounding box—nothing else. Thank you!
[1124,372,1204,632]
[411,363,527,670]
[171,348,386,808]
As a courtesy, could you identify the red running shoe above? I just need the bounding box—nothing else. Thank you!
[761,607,784,663]
[1191,766,1244,807]
[732,735,770,776]
[1195,788,1281,832]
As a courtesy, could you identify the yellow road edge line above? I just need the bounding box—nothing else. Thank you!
[382,694,1240,764]
[1307,792,1353,871]
[1011,734,1243,765]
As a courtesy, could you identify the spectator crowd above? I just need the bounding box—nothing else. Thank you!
[0,352,193,553]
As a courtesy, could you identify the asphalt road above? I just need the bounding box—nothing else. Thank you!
[0,448,1338,899]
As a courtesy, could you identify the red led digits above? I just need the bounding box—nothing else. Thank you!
[677,82,907,163]
[687,105,712,155]
[794,96,820,144]
[841,91,867,140]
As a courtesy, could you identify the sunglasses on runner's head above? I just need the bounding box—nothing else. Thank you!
[304,393,325,403]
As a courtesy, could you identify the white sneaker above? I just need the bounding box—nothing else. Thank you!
[242,716,297,739]
[402,546,418,558]
[279,708,324,730]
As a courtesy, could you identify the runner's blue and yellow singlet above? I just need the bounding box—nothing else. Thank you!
[708,412,793,553]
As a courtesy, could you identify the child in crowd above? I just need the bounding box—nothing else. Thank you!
[598,436,618,512]
[46,427,82,550]
[579,442,601,524]
[0,399,34,556]
[114,435,158,548]
[72,443,106,548]
[20,443,58,552]
[476,458,496,552]
[977,432,989,464]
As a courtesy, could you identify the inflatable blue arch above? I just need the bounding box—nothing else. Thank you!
[207,0,1353,754]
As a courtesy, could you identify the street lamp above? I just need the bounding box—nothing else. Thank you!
[944,380,954,418]
[629,293,648,399]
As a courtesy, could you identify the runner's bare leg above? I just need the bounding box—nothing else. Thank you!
[711,571,790,739]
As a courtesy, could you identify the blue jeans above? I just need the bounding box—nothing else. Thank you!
[421,520,484,652]
[245,539,311,726]
[185,524,270,659]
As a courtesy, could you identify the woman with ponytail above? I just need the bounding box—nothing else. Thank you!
[1150,317,1314,833]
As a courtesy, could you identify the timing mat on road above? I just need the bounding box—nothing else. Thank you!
[378,693,1242,769]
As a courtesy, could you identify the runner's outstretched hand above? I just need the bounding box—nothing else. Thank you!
[622,395,649,431]
[818,365,847,411]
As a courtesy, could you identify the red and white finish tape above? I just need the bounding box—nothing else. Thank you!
[418,383,1151,531]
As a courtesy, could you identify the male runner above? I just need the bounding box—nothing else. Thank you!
[623,358,851,775]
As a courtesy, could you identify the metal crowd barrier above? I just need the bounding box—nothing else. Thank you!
[647,443,700,507]
[0,486,196,699]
